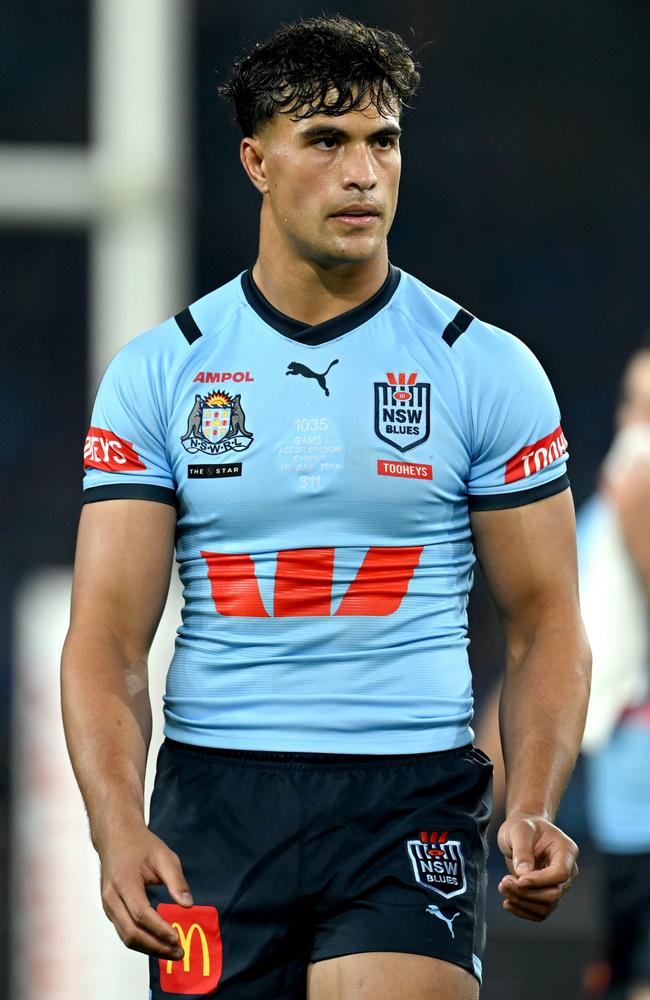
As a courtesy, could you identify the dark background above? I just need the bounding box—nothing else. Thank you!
[2,1,648,997]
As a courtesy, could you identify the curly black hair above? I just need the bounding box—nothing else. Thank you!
[219,15,420,136]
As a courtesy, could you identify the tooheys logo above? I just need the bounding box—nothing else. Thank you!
[505,425,568,483]
[200,546,423,617]
[83,426,146,471]
[378,460,432,480]
[157,904,222,995]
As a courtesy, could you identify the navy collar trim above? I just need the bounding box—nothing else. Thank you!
[241,265,401,346]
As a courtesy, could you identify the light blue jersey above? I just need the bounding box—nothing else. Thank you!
[83,266,569,752]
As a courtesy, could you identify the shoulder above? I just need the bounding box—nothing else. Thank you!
[393,270,475,344]
[105,272,247,378]
[177,272,248,344]
[395,270,543,380]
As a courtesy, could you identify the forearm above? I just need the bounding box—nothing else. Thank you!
[61,624,152,849]
[500,617,591,821]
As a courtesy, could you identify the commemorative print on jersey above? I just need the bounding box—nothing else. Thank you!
[405,831,467,899]
[181,391,254,456]
[375,371,430,453]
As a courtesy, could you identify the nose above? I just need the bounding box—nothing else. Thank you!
[341,142,377,191]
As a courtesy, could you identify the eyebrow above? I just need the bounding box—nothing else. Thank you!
[298,123,402,141]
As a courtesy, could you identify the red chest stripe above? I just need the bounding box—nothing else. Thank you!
[200,546,424,618]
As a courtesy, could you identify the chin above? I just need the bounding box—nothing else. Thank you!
[319,236,384,265]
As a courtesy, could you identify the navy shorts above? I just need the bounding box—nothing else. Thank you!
[147,739,492,998]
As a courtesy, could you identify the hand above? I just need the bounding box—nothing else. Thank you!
[496,813,578,921]
[98,823,194,959]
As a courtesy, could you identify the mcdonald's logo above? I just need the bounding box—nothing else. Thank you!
[157,904,222,994]
[200,545,424,618]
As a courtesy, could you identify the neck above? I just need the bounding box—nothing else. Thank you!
[252,231,389,327]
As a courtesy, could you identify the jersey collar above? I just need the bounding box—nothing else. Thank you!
[241,264,401,346]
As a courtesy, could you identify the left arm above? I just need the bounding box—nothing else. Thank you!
[471,488,591,921]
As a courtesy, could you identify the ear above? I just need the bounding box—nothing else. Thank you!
[240,137,269,195]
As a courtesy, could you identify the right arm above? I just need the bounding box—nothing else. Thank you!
[61,498,192,961]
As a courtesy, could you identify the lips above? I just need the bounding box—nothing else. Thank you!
[330,205,381,228]
[331,205,380,218]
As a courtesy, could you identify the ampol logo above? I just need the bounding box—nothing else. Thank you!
[193,371,254,383]
[157,904,222,995]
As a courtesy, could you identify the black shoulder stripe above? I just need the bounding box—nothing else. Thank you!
[174,307,203,345]
[442,308,474,347]
[82,484,179,508]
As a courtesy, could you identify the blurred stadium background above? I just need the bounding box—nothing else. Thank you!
[1,1,648,997]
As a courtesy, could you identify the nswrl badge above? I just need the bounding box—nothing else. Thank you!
[181,391,254,456]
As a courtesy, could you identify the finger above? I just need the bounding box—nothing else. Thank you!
[503,897,557,922]
[512,860,578,890]
[499,878,563,906]
[504,894,557,917]
[149,846,194,907]
[104,889,185,960]
[499,870,575,893]
[501,817,538,875]
[116,881,184,948]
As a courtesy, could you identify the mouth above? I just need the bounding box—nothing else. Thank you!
[330,205,381,227]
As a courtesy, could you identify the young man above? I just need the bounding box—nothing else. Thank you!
[62,16,590,1000]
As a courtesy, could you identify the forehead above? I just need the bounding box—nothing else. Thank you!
[265,99,401,138]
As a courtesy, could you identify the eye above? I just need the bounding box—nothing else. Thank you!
[314,137,338,149]
[374,135,397,149]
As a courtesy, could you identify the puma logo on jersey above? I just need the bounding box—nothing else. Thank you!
[286,359,339,396]
[425,905,460,938]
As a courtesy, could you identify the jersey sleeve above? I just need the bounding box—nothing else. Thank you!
[82,331,177,507]
[463,324,569,510]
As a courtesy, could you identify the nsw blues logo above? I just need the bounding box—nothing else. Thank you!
[405,831,467,899]
[181,391,253,456]
[374,371,430,453]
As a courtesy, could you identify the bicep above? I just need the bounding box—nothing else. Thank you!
[70,499,176,654]
[470,489,580,634]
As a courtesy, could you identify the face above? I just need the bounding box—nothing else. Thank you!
[241,98,402,266]
[616,350,650,428]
